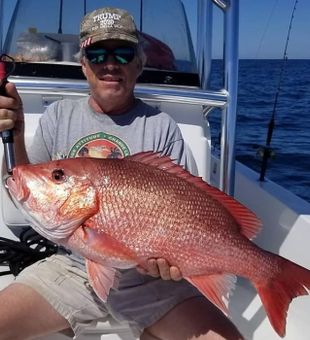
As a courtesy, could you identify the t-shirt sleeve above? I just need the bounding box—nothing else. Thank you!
[27,102,58,164]
[159,115,198,176]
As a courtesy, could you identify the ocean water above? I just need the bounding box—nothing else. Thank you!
[208,59,310,203]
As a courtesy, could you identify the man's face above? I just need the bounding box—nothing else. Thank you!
[81,40,142,112]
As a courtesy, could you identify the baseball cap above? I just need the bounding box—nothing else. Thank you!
[80,7,139,48]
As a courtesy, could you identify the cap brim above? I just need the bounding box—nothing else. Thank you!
[85,32,139,47]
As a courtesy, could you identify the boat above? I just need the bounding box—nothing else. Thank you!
[0,0,309,339]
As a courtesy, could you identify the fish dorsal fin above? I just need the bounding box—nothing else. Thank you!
[128,152,262,239]
[128,151,182,173]
[203,184,262,239]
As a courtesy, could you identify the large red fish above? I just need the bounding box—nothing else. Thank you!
[6,152,310,337]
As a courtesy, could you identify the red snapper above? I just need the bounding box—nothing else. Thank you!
[6,152,310,337]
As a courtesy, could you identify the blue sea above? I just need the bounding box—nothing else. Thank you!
[208,59,310,203]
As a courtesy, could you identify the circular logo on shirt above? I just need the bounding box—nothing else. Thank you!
[68,132,130,159]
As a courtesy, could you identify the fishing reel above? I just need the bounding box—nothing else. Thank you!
[256,145,276,160]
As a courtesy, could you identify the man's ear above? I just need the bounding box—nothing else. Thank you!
[136,59,144,77]
[81,57,87,77]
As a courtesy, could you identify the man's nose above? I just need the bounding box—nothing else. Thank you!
[105,54,118,65]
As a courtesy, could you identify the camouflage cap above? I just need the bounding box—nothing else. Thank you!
[80,7,139,48]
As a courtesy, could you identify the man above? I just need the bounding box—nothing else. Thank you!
[0,7,243,340]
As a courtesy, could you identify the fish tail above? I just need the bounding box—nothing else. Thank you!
[255,256,310,337]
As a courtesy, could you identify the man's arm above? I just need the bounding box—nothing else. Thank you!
[0,82,29,172]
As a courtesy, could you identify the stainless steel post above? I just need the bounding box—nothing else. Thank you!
[220,0,239,196]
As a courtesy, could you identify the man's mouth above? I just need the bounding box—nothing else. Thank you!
[101,75,122,82]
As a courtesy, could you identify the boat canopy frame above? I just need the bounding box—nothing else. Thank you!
[197,0,239,196]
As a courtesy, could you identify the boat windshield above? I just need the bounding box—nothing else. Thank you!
[2,0,198,85]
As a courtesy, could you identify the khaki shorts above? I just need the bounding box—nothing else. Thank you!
[15,254,201,337]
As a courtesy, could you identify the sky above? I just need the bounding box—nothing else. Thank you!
[181,0,310,59]
[1,0,309,59]
[238,0,310,59]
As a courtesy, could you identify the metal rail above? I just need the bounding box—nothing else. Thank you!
[11,77,229,108]
[221,0,239,195]
[197,0,239,196]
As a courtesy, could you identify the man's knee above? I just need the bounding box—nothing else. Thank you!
[141,328,162,340]
[143,296,244,340]
[0,283,69,340]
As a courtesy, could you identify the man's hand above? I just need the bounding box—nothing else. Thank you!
[136,258,182,281]
[0,82,24,137]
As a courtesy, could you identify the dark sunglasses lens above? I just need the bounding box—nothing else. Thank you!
[85,49,107,64]
[113,47,136,64]
[85,47,136,65]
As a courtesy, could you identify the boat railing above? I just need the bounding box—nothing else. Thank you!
[197,0,239,196]
[10,77,228,108]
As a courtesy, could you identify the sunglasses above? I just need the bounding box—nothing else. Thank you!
[85,46,136,65]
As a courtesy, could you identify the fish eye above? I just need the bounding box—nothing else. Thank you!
[51,169,66,183]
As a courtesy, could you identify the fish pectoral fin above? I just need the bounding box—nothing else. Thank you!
[86,259,121,302]
[82,225,137,263]
[186,273,236,315]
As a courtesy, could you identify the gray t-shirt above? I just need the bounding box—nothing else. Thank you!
[28,97,197,174]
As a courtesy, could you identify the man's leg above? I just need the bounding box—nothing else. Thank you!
[0,283,70,340]
[142,296,244,340]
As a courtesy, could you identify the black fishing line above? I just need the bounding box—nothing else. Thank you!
[0,227,58,276]
[159,138,184,156]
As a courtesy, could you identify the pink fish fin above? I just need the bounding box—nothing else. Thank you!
[202,188,262,240]
[254,255,310,338]
[127,151,177,170]
[128,151,193,175]
[128,152,261,240]
[82,224,138,265]
[86,259,121,302]
[186,273,236,315]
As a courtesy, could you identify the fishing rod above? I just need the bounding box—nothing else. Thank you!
[259,0,298,182]
[0,58,58,276]
[140,0,143,32]
[0,54,16,175]
[0,0,16,174]
[58,0,63,34]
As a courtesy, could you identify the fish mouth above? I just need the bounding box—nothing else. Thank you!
[4,174,73,243]
[5,174,30,203]
[5,189,76,242]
